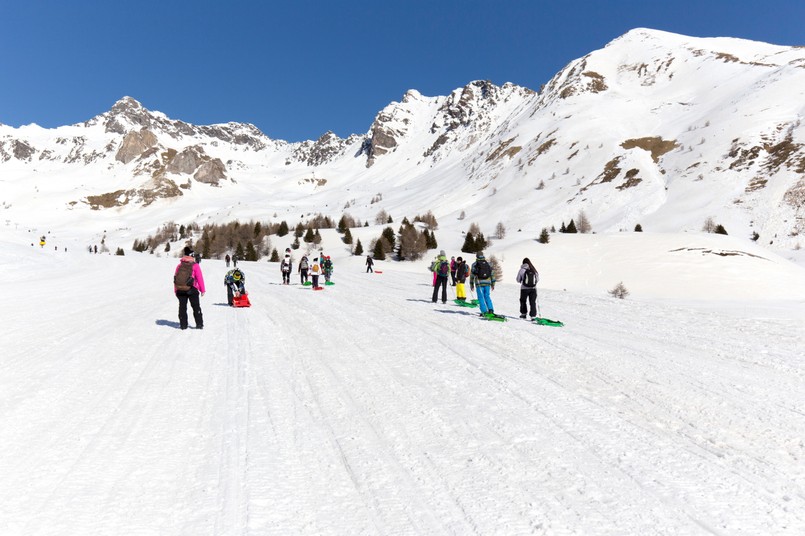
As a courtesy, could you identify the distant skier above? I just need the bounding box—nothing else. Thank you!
[174,246,206,330]
[366,255,374,273]
[516,258,539,320]
[232,254,238,267]
[470,251,496,316]
[225,254,231,268]
[281,254,293,285]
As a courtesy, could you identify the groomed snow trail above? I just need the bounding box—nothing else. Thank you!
[1,250,804,535]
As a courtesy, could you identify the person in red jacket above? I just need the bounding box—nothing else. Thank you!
[174,247,206,330]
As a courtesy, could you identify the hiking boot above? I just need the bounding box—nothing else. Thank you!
[520,314,526,319]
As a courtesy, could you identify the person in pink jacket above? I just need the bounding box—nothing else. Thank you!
[173,247,206,330]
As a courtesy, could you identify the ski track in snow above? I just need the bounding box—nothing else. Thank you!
[1,251,804,535]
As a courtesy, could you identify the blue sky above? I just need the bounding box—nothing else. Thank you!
[1,0,803,141]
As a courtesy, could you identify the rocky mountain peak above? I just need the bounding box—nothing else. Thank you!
[102,96,157,134]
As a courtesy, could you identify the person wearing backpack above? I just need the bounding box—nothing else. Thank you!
[281,254,293,285]
[470,251,496,316]
[298,255,310,284]
[431,250,450,304]
[455,256,469,302]
[310,257,322,289]
[173,246,206,330]
[516,257,539,320]
[322,256,334,283]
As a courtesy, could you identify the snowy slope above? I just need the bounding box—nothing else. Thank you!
[1,241,804,535]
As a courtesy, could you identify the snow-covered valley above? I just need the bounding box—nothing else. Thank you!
[1,236,803,535]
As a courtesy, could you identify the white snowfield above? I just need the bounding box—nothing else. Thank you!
[1,239,804,536]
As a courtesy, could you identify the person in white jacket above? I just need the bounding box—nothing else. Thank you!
[515,257,539,319]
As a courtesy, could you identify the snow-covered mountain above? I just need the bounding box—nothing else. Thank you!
[1,28,804,251]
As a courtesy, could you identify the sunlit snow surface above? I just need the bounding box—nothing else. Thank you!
[1,230,803,535]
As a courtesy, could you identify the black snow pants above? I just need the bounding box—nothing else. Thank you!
[176,288,203,329]
[519,288,537,318]
[432,276,448,303]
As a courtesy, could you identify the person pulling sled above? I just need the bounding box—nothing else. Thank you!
[224,268,251,307]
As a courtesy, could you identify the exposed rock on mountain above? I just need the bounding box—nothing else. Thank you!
[116,128,159,164]
[1,28,804,249]
[292,131,358,167]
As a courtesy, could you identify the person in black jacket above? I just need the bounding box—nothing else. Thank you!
[515,257,539,319]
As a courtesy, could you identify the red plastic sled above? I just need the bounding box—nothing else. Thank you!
[374,270,383,274]
[232,293,251,307]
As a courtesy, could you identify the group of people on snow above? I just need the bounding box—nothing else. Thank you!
[429,250,540,319]
[173,244,541,330]
[280,249,333,287]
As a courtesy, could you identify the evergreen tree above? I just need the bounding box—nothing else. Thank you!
[303,228,315,243]
[291,236,300,249]
[559,221,567,233]
[164,242,171,252]
[270,248,280,262]
[475,233,487,251]
[245,241,258,261]
[343,228,353,244]
[381,227,396,249]
[337,215,348,234]
[566,220,578,233]
[634,223,643,232]
[538,228,550,244]
[372,239,386,260]
[354,239,364,256]
[254,221,262,237]
[715,224,728,235]
[235,242,245,258]
[428,231,438,249]
[277,221,289,237]
[294,223,304,238]
[461,233,476,254]
[313,229,322,244]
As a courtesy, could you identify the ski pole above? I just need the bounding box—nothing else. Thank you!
[536,290,542,318]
